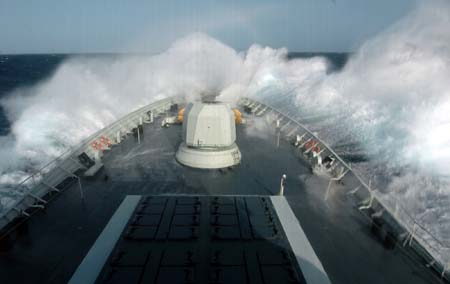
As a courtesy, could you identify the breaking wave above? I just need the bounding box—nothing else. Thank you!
[251,0,450,263]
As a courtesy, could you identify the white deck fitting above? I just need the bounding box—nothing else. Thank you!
[271,196,332,284]
[176,101,241,169]
[83,162,104,177]
[69,195,141,284]
[176,142,241,169]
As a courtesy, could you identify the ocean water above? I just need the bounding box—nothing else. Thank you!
[0,54,67,134]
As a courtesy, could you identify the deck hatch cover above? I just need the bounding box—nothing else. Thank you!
[73,195,326,284]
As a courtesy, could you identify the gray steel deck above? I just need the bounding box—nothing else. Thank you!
[0,114,445,284]
[70,195,330,284]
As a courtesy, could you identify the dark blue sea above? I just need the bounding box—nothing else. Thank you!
[0,54,67,135]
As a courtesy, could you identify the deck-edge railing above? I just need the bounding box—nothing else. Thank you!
[240,96,450,281]
[0,96,181,232]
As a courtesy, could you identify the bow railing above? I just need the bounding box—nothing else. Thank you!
[240,96,450,280]
[0,96,180,230]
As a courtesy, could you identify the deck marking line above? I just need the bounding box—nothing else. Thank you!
[69,195,141,284]
[271,196,332,284]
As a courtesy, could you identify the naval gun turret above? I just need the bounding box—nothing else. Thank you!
[175,101,241,169]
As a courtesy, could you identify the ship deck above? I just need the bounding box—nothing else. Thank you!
[0,113,445,284]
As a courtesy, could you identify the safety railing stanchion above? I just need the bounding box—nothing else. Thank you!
[58,165,84,200]
[347,185,361,195]
[239,97,450,275]
[442,263,449,278]
[137,124,141,144]
[403,222,417,247]
[325,169,349,201]
[325,179,333,201]
[116,130,121,143]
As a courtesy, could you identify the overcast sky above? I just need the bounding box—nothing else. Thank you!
[0,0,415,54]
